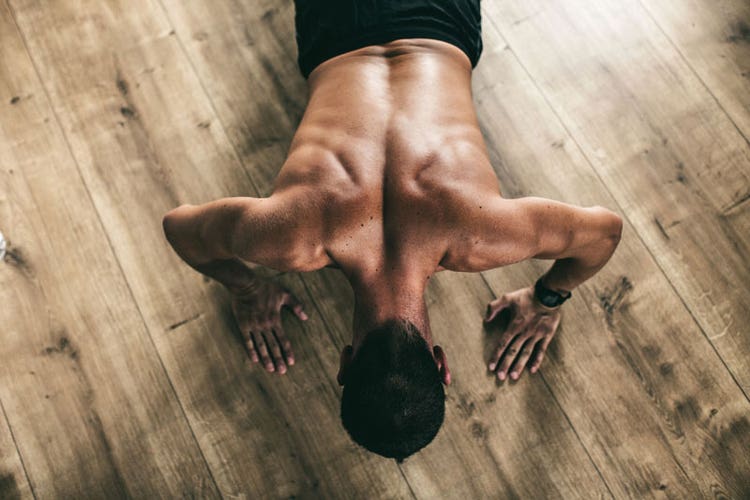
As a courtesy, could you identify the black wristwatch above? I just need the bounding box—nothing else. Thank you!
[534,278,572,308]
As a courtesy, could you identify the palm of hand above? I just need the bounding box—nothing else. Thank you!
[484,286,561,380]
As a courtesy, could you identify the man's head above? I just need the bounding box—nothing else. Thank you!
[338,319,449,462]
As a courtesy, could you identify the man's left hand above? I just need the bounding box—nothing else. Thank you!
[484,286,561,381]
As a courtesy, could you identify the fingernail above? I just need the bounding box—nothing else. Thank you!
[511,371,518,379]
[288,358,295,365]
[498,372,505,380]
[488,363,495,371]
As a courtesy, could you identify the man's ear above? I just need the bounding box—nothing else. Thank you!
[337,345,354,386]
[433,345,451,385]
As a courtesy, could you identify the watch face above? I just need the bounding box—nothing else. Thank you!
[540,294,559,307]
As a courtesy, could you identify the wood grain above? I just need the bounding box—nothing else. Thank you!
[0,403,32,500]
[159,0,611,497]
[483,0,750,394]
[0,2,218,497]
[7,0,412,497]
[638,0,750,140]
[473,15,750,499]
[3,0,749,497]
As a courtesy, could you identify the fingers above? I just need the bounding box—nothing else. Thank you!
[488,313,525,369]
[484,295,510,323]
[530,334,554,373]
[488,330,513,372]
[237,323,260,363]
[273,324,295,366]
[253,331,274,372]
[508,337,538,380]
[244,333,259,363]
[283,293,309,321]
[246,328,291,375]
[262,330,287,374]
[494,334,526,381]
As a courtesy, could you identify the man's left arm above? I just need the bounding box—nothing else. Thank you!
[479,196,623,380]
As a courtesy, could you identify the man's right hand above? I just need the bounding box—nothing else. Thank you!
[229,278,309,374]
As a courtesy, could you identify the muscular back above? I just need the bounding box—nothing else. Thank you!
[269,38,502,280]
[167,38,619,286]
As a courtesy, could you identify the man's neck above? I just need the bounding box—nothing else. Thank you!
[349,271,433,353]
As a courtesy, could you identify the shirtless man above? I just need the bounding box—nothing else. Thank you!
[162,0,622,461]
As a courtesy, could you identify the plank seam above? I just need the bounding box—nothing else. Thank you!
[152,0,417,491]
[0,398,37,500]
[396,466,419,500]
[478,271,616,499]
[481,10,750,407]
[636,0,750,149]
[151,0,345,407]
[152,0,263,198]
[4,2,223,496]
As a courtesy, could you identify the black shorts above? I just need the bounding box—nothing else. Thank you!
[293,0,482,79]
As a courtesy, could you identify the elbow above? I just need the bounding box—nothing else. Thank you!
[162,204,191,244]
[609,212,623,246]
[596,206,623,250]
[589,205,622,250]
[162,211,177,244]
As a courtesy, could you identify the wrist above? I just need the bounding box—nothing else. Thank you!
[193,258,259,294]
[538,275,572,296]
[533,277,571,308]
[227,279,259,296]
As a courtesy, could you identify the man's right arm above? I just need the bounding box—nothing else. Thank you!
[162,192,330,291]
[161,193,321,373]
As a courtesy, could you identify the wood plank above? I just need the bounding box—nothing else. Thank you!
[473,16,750,498]
[484,0,750,393]
[0,2,218,498]
[160,0,613,497]
[158,0,308,181]
[8,0,413,497]
[0,403,32,500]
[638,0,750,141]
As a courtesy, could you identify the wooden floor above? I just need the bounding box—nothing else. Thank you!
[1,0,749,498]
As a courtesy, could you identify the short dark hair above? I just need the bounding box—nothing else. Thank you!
[340,319,445,462]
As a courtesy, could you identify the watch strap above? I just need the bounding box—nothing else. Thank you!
[534,278,572,308]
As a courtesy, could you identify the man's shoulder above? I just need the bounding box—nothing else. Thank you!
[232,189,333,272]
